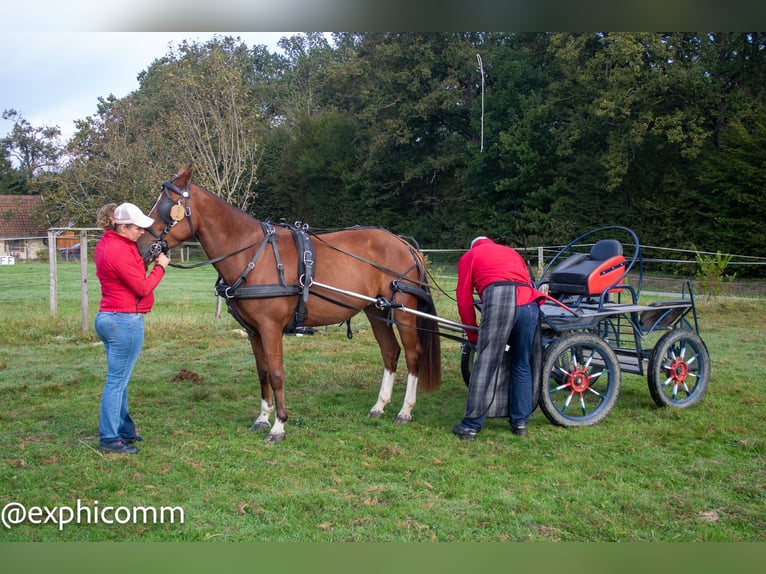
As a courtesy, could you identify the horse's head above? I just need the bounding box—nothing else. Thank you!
[137,163,197,265]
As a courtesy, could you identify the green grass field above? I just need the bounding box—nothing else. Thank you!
[0,261,764,541]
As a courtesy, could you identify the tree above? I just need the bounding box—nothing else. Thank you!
[0,151,26,195]
[150,36,266,211]
[1,109,62,180]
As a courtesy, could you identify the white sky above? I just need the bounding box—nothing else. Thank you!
[0,31,294,143]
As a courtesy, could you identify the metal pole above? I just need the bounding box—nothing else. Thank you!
[477,53,485,153]
[310,280,476,333]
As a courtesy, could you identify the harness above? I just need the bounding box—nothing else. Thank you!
[214,221,315,335]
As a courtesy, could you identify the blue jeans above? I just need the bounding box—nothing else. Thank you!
[95,312,144,444]
[462,301,539,429]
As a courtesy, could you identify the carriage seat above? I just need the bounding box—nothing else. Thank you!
[549,239,626,297]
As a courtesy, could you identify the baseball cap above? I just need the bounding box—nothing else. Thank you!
[470,236,489,249]
[113,203,155,228]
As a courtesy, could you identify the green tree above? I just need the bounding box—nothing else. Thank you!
[0,151,26,195]
[1,109,62,180]
[150,36,265,210]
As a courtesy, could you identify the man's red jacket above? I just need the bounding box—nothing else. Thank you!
[456,237,544,343]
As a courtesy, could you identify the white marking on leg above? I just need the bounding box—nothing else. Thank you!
[395,373,419,422]
[369,368,395,417]
[253,399,273,428]
[269,418,285,439]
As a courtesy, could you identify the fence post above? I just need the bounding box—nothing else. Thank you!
[80,230,89,332]
[48,230,58,315]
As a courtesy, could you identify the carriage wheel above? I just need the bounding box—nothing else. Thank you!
[459,325,542,412]
[647,328,710,408]
[539,331,621,427]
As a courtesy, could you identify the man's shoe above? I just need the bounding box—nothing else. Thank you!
[100,440,138,454]
[123,435,143,444]
[510,422,528,436]
[452,423,479,441]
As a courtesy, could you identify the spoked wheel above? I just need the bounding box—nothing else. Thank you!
[459,322,542,413]
[539,331,621,427]
[647,328,710,408]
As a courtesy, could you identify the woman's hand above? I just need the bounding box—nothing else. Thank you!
[155,252,170,269]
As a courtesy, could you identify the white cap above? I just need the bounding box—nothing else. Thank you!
[470,236,489,249]
[113,203,154,228]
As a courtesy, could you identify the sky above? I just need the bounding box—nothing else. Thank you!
[0,31,294,143]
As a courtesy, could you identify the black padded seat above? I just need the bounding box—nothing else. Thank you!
[549,239,625,297]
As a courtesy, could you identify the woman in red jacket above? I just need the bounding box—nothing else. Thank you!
[94,202,170,454]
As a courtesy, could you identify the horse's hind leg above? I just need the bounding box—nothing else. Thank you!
[393,314,423,424]
[365,310,415,423]
[247,333,276,434]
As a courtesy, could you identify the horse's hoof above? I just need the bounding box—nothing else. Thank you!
[265,433,285,443]
[394,415,412,425]
[367,409,384,419]
[249,421,271,432]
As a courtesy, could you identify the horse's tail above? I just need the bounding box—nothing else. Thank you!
[415,283,442,392]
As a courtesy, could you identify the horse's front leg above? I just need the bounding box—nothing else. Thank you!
[248,333,274,432]
[253,326,288,443]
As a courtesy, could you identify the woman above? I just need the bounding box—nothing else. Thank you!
[94,202,170,454]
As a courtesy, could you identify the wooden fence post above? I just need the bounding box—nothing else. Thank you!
[48,230,57,315]
[80,230,89,332]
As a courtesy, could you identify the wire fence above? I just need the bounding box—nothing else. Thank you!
[1,233,764,327]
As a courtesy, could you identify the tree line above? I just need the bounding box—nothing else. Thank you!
[2,32,765,275]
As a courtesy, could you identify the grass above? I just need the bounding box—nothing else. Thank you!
[0,261,764,542]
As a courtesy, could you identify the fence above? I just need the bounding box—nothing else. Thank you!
[34,231,766,333]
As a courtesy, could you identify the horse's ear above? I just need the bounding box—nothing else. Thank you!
[175,164,193,188]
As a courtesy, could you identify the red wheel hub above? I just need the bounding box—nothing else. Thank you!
[667,359,689,382]
[566,369,591,392]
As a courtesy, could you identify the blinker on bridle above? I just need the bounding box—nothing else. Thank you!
[146,180,195,258]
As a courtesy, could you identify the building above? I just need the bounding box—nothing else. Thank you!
[0,195,47,261]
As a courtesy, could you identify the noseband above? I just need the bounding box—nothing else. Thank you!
[146,181,195,257]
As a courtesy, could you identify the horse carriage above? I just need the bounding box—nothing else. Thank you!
[461,226,711,427]
[139,165,710,441]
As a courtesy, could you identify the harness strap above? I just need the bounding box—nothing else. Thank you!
[215,221,316,334]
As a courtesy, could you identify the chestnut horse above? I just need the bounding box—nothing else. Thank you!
[137,164,442,442]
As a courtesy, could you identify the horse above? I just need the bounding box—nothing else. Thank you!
[137,164,442,442]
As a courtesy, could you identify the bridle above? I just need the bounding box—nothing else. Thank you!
[145,179,264,270]
[145,180,195,258]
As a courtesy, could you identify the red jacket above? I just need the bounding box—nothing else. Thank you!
[95,230,165,313]
[456,238,544,342]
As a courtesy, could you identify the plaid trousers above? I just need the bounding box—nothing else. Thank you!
[464,282,518,419]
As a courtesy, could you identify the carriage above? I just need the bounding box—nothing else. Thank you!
[461,226,711,427]
[140,165,709,440]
